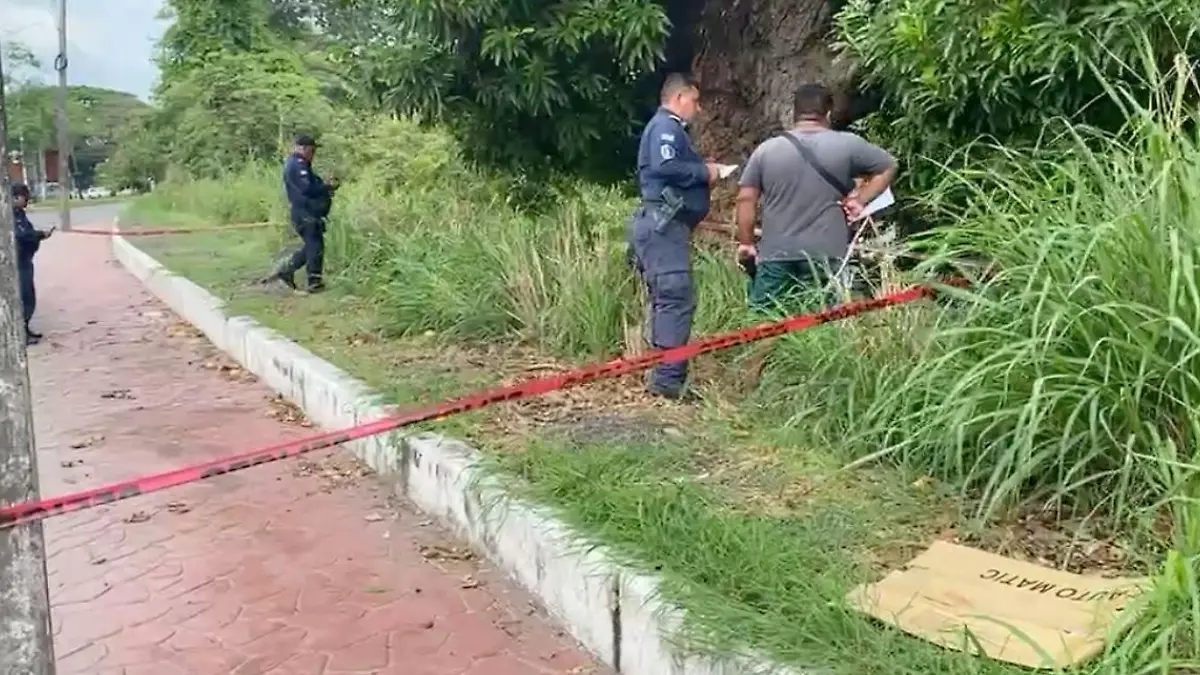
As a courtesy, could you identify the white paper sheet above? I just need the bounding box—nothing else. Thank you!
[857,187,895,220]
[716,164,740,180]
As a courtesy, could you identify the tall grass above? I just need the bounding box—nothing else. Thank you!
[819,105,1200,524]
[720,59,1200,670]
[143,99,1200,525]
[143,116,750,358]
[151,163,286,225]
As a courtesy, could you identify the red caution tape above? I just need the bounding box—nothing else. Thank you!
[0,280,962,529]
[66,222,275,237]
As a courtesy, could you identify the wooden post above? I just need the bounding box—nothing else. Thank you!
[54,0,71,230]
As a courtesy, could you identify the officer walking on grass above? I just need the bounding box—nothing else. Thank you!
[628,73,722,401]
[11,183,53,345]
[263,134,339,293]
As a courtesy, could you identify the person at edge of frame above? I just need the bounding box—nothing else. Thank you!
[734,82,897,312]
[627,73,723,402]
[261,133,339,293]
[11,183,53,345]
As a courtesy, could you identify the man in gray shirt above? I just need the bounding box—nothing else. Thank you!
[735,83,897,310]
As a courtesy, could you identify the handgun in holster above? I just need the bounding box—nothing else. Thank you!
[651,187,685,233]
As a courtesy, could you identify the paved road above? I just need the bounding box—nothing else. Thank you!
[27,202,125,231]
[22,207,603,674]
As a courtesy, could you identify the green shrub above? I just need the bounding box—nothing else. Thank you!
[148,164,285,225]
[318,0,670,177]
[835,0,1200,233]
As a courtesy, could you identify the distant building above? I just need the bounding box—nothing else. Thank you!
[5,149,73,200]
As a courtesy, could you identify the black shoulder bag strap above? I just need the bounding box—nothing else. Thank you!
[779,132,853,197]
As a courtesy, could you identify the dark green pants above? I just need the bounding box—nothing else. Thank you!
[747,257,840,313]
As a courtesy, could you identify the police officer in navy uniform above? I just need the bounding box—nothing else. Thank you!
[628,73,720,400]
[11,183,52,345]
[264,134,339,293]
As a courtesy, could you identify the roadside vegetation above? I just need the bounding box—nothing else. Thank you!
[1,40,151,191]
[115,0,1200,673]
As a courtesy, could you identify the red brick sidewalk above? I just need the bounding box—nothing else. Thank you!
[27,220,604,674]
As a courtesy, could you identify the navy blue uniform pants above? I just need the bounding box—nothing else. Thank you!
[628,209,695,393]
[17,258,35,328]
[280,216,325,287]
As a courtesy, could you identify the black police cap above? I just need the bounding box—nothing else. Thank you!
[10,183,30,199]
[294,134,318,147]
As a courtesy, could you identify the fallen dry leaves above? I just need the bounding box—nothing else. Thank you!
[197,357,257,383]
[960,508,1137,576]
[68,434,106,450]
[265,393,312,427]
[165,320,204,340]
[292,453,370,491]
[419,544,475,561]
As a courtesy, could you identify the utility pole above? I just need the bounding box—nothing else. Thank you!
[0,39,57,675]
[18,135,28,186]
[53,0,70,230]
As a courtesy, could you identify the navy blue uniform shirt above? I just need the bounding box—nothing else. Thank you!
[283,152,333,221]
[12,207,43,261]
[636,108,710,227]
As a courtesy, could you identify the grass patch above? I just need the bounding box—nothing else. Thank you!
[121,100,1200,674]
[486,442,1003,674]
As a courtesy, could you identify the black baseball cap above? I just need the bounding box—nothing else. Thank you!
[10,183,30,199]
[294,134,318,147]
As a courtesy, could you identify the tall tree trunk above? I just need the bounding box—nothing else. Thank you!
[664,0,865,217]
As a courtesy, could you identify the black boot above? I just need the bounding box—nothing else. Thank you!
[277,272,298,290]
[25,326,41,345]
[645,383,700,402]
[259,270,297,290]
[643,371,699,402]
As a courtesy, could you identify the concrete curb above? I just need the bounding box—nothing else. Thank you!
[110,232,803,675]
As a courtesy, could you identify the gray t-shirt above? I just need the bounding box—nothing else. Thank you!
[739,129,895,262]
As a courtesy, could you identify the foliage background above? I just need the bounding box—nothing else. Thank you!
[2,40,150,189]
[101,0,1200,203]
[837,0,1200,197]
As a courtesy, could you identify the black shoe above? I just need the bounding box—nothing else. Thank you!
[277,273,298,290]
[25,332,41,346]
[305,282,326,294]
[260,271,297,290]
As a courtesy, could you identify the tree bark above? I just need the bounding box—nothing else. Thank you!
[692,0,856,158]
[668,0,866,221]
[0,39,57,675]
